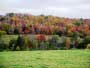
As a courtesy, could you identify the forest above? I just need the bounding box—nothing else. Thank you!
[0,13,90,51]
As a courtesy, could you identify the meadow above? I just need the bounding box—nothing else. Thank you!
[0,50,90,68]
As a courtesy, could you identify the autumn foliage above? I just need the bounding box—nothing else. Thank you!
[0,13,90,36]
[36,34,46,41]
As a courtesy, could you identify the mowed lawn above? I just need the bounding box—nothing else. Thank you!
[0,50,90,68]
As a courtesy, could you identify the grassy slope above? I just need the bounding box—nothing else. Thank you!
[0,50,90,68]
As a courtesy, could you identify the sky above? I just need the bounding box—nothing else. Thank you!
[0,0,90,18]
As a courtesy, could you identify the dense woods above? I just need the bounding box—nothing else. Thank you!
[0,13,90,51]
[0,13,90,35]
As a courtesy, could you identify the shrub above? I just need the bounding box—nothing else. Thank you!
[36,34,46,42]
[84,36,90,44]
[0,39,7,51]
[14,28,19,34]
[77,36,90,49]
[23,36,34,50]
[65,37,71,49]
[9,35,25,51]
[48,35,60,49]
[0,30,6,37]
[86,44,90,49]
[9,38,16,50]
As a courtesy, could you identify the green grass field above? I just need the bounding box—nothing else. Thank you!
[0,50,90,68]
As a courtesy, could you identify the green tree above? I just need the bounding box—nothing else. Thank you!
[1,23,11,34]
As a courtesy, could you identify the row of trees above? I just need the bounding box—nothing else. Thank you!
[0,34,90,51]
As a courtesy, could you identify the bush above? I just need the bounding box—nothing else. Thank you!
[9,38,16,50]
[22,36,33,50]
[0,39,7,51]
[84,36,90,44]
[77,36,90,49]
[0,30,6,37]
[9,35,25,51]
[48,35,60,49]
[86,44,90,49]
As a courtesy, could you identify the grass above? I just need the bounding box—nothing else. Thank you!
[0,50,90,68]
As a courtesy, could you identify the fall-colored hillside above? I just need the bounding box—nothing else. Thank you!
[0,13,90,36]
